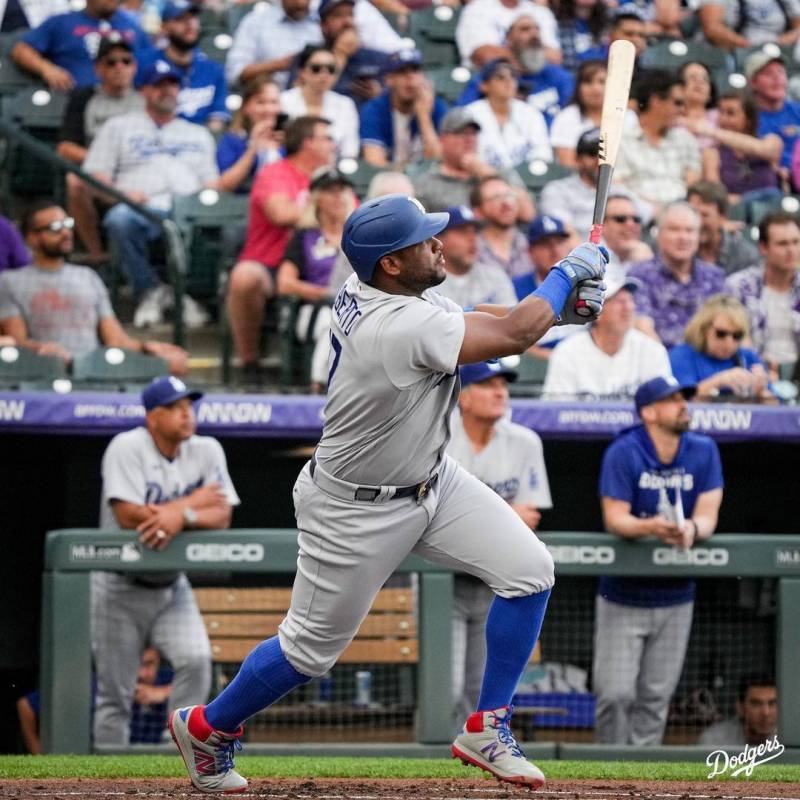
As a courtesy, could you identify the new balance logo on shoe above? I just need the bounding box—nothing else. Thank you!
[193,750,217,776]
[480,742,506,763]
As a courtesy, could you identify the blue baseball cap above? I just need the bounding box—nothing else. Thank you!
[142,376,203,411]
[161,0,200,21]
[460,360,517,388]
[443,205,481,232]
[527,215,568,245]
[634,376,696,414]
[140,60,182,85]
[478,58,519,83]
[385,48,423,73]
[319,0,354,17]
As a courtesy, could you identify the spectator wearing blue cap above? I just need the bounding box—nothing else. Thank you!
[464,58,552,171]
[455,0,561,70]
[226,0,322,88]
[92,375,240,745]
[11,0,153,91]
[360,48,448,168]
[436,206,518,309]
[446,359,552,726]
[542,275,672,400]
[595,375,723,745]
[512,214,571,300]
[57,37,145,265]
[84,60,219,329]
[135,0,228,130]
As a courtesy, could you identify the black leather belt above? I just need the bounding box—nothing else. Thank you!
[310,457,438,502]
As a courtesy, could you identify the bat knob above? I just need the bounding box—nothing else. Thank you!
[574,299,593,317]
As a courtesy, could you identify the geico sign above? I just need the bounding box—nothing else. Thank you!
[547,545,616,565]
[186,543,265,562]
[653,547,729,566]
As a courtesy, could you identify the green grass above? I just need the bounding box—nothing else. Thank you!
[1,756,800,782]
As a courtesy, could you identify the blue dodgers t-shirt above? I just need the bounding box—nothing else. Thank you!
[136,49,228,125]
[758,101,800,170]
[598,424,724,607]
[360,90,448,161]
[669,344,765,391]
[24,11,153,87]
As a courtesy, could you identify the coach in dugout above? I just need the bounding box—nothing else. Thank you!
[593,376,723,745]
[92,376,240,745]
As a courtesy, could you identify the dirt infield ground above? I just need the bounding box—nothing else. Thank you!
[3,777,800,799]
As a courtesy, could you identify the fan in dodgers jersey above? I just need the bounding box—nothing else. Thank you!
[170,194,607,794]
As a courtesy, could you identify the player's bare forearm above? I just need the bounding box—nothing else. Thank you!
[691,489,723,540]
[193,505,233,530]
[459,294,555,364]
[602,497,662,539]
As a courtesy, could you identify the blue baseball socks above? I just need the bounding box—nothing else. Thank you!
[205,636,311,732]
[477,589,551,711]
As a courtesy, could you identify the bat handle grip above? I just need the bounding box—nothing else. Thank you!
[589,223,603,245]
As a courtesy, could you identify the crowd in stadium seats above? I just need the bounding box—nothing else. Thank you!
[0,0,797,396]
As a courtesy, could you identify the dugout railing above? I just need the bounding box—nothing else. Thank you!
[40,529,800,756]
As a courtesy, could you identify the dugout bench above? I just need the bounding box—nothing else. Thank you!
[40,529,800,756]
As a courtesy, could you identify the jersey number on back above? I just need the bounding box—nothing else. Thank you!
[328,332,342,386]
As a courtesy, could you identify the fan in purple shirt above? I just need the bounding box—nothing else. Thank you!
[0,215,30,273]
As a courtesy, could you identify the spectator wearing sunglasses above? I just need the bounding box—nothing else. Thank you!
[280,45,359,159]
[0,201,187,373]
[669,295,774,401]
[628,203,725,348]
[135,0,228,130]
[601,194,653,283]
[57,37,144,266]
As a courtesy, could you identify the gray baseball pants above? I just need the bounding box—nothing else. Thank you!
[452,574,493,728]
[279,455,554,678]
[91,572,212,745]
[592,595,693,745]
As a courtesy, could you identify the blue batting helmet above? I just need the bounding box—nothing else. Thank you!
[341,194,450,282]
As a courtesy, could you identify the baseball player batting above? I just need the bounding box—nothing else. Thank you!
[170,194,607,794]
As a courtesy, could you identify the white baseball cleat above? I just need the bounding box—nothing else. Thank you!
[452,706,545,788]
[169,705,248,794]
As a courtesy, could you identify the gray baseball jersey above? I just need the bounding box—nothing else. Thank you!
[315,271,465,486]
[446,414,553,508]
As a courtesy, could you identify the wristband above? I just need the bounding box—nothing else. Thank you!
[688,519,698,543]
[532,266,573,317]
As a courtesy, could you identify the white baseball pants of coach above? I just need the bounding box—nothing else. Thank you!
[278,454,555,678]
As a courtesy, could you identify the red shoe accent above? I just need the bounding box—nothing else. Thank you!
[465,712,485,733]
[187,706,215,741]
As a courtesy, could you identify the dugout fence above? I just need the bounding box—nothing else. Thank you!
[40,529,800,757]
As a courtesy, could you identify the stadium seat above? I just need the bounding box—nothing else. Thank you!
[198,32,233,65]
[71,347,168,386]
[198,6,229,35]
[3,86,68,202]
[171,189,249,314]
[747,195,800,225]
[336,158,384,199]
[426,65,473,104]
[0,33,41,107]
[417,38,459,69]
[639,40,729,74]
[733,42,796,74]
[0,344,65,388]
[227,1,265,33]
[515,160,574,196]
[409,4,461,44]
[277,296,332,387]
[508,353,549,396]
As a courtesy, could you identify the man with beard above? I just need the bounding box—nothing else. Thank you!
[456,16,574,126]
[594,375,723,745]
[0,200,187,372]
[136,0,227,129]
[84,63,219,328]
[11,0,152,90]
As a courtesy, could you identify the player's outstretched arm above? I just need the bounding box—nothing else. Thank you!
[458,243,607,365]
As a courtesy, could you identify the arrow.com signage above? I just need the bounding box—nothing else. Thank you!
[185,543,265,563]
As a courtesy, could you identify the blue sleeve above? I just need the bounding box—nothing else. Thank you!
[133,24,154,59]
[557,70,575,107]
[698,438,724,493]
[25,690,41,716]
[668,344,699,385]
[216,133,245,171]
[599,439,637,503]
[739,348,764,369]
[24,15,58,53]
[512,273,536,300]
[359,97,389,147]
[432,96,449,130]
[455,78,481,106]
[209,63,229,119]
